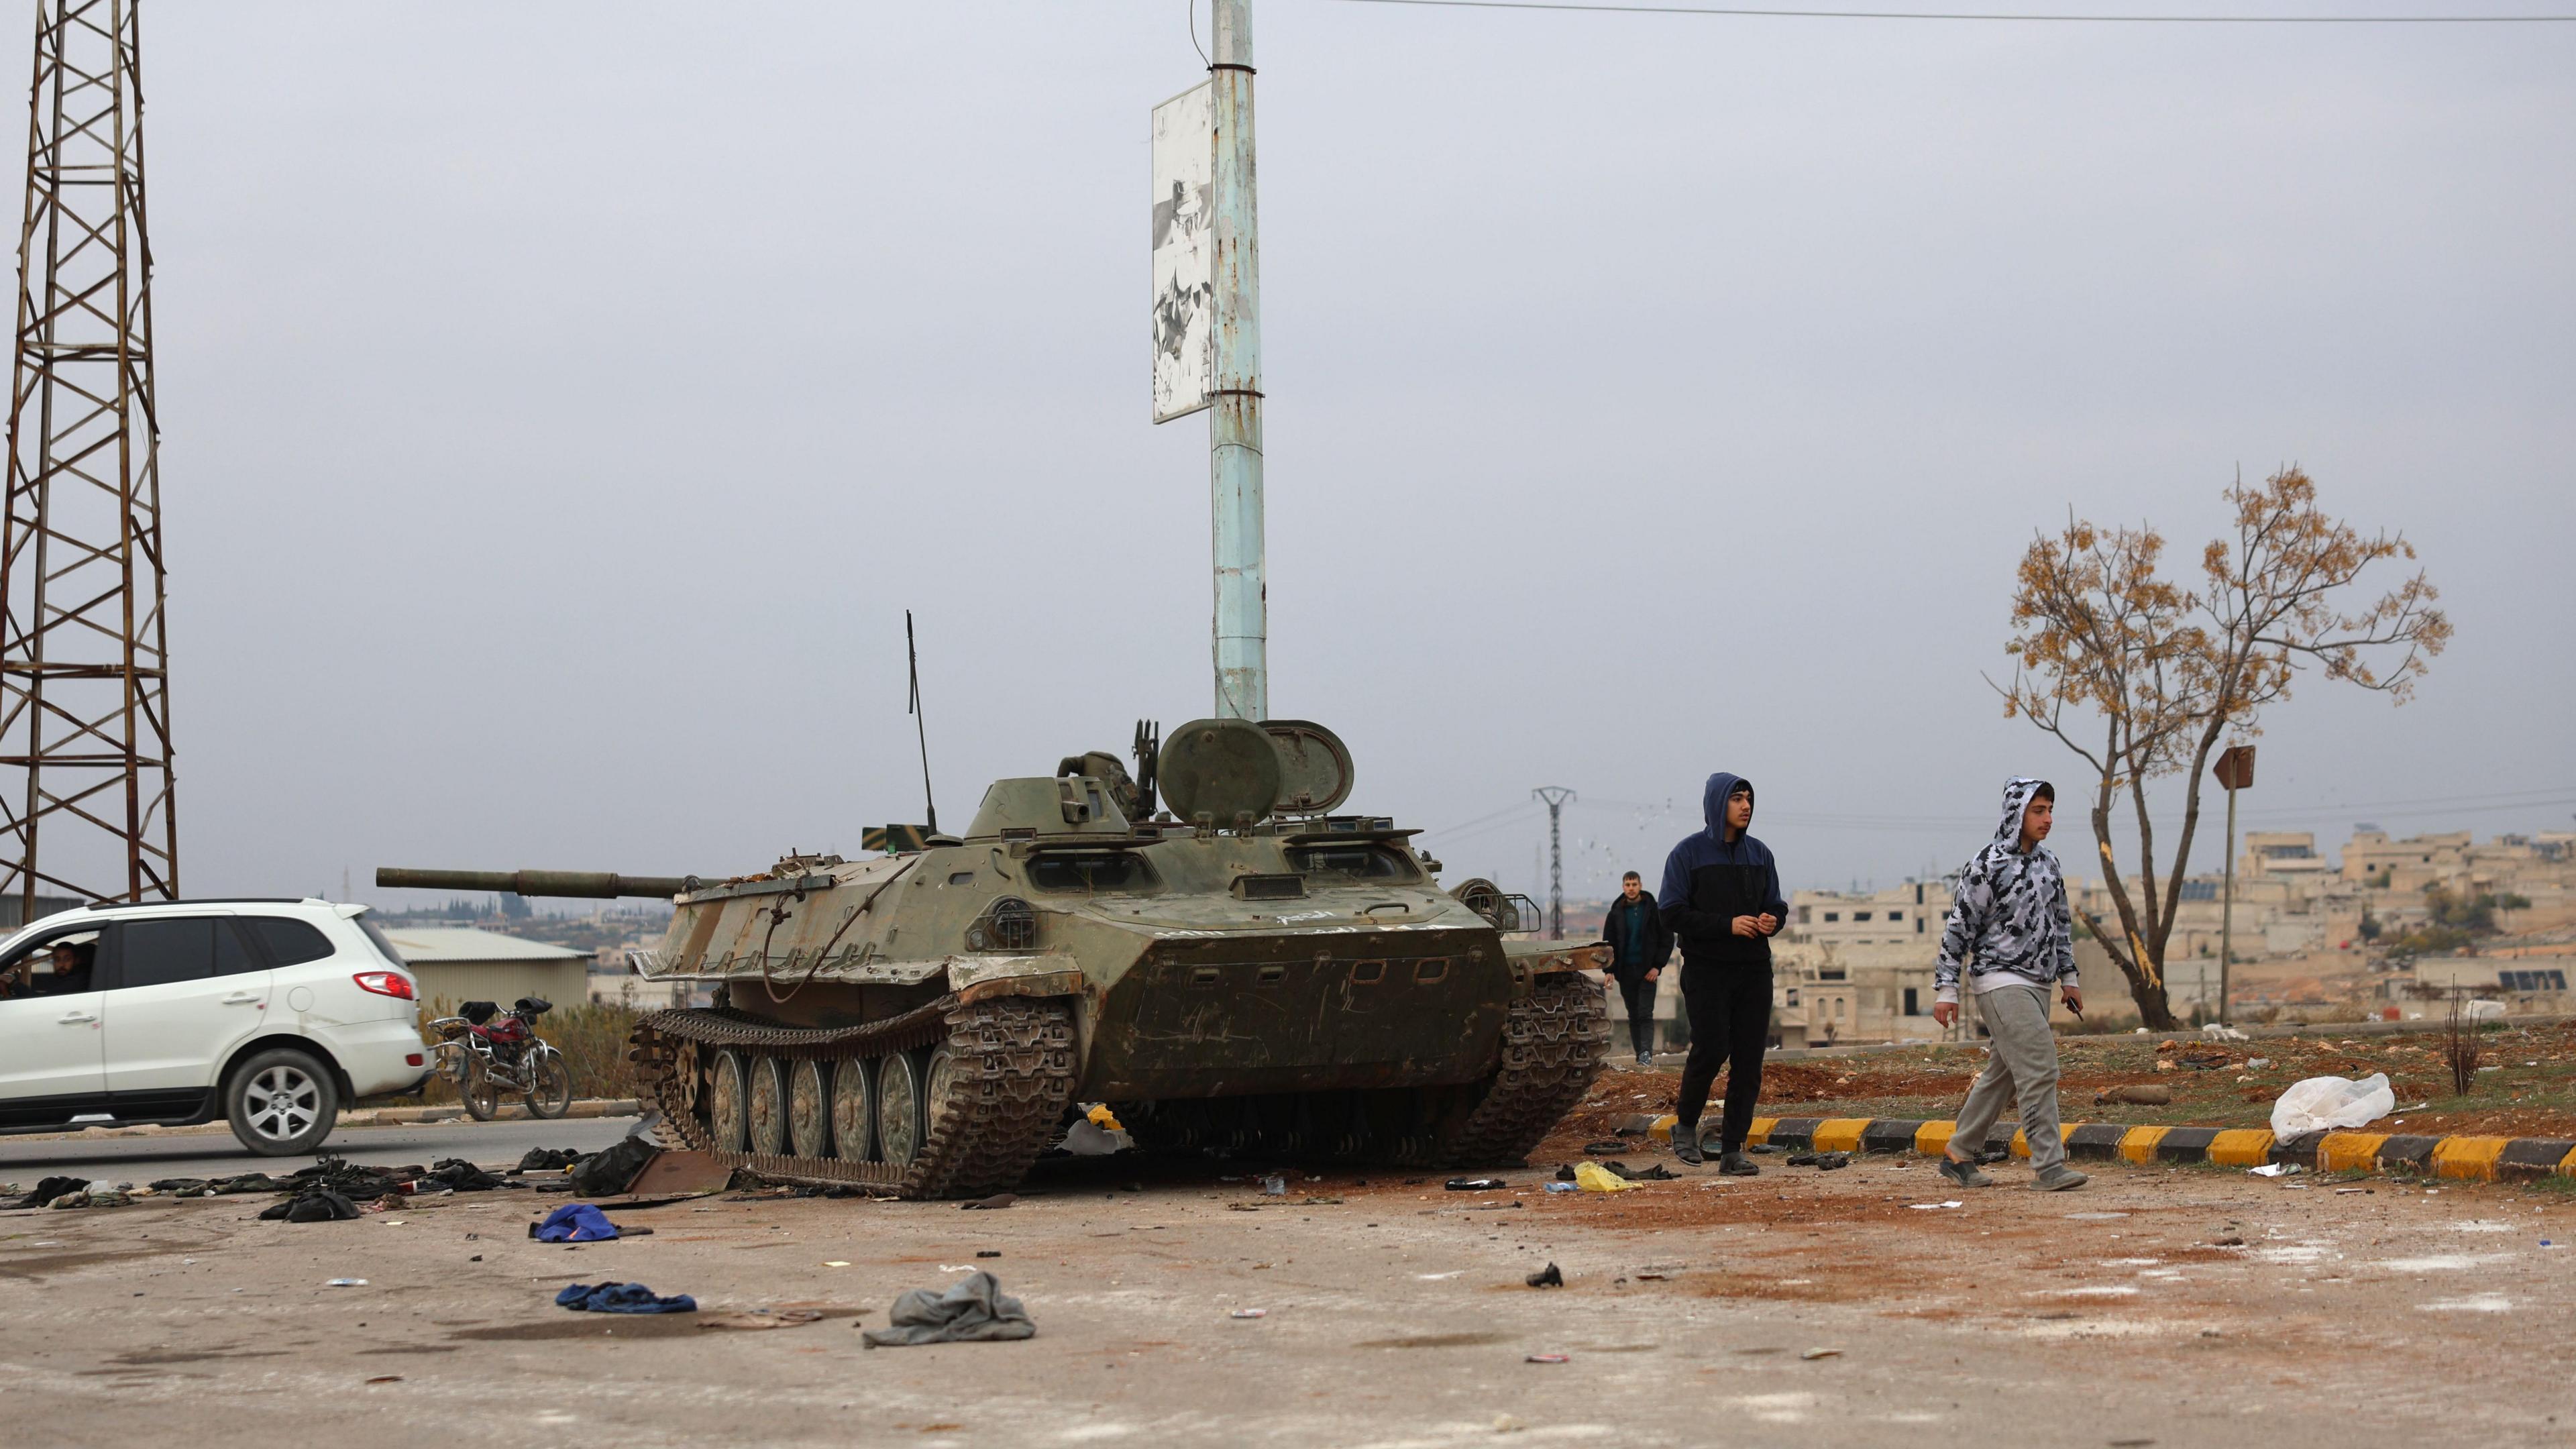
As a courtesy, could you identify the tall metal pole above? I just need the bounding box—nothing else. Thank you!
[0,0,176,916]
[1534,787,1574,939]
[1208,0,1265,721]
[2220,781,2237,1026]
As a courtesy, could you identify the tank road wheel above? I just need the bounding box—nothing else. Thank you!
[830,1056,876,1163]
[923,1042,965,1136]
[789,1058,833,1159]
[708,1049,751,1152]
[747,1055,791,1158]
[877,1051,927,1168]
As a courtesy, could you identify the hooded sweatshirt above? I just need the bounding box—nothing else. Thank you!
[1933,777,2076,1004]
[1657,772,1788,969]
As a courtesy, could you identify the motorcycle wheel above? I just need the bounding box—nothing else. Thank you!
[527,1051,573,1120]
[462,1061,502,1121]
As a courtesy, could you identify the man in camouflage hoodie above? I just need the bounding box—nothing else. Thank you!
[1931,777,2088,1192]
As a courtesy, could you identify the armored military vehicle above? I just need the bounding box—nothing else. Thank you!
[380,717,1609,1199]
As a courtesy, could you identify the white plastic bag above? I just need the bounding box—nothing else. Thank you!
[2269,1073,2396,1137]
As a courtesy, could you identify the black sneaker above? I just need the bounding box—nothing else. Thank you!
[1668,1121,1705,1165]
[1717,1150,1759,1177]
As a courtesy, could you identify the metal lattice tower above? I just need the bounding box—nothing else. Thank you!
[1532,787,1574,940]
[0,0,176,914]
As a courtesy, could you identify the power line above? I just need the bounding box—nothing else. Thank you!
[1326,0,2575,23]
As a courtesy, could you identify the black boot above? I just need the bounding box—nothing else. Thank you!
[1717,1150,1759,1177]
[1668,1120,1705,1166]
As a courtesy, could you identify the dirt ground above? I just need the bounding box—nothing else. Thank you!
[7,1137,2573,1448]
[1589,1019,2576,1141]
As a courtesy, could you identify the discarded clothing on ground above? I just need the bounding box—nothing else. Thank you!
[1525,1263,1564,1288]
[1443,1177,1507,1191]
[421,1158,506,1192]
[531,1203,621,1242]
[1785,1151,1851,1171]
[282,1155,411,1201]
[3,1175,85,1210]
[861,1271,1035,1348]
[260,1187,360,1222]
[517,1147,584,1173]
[570,1136,658,1197]
[1598,1161,1677,1182]
[208,1171,294,1195]
[51,1188,129,1209]
[556,1281,696,1314]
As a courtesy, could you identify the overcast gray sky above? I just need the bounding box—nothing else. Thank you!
[71,1,2573,906]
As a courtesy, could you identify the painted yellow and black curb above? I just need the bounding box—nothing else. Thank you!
[1723,1115,2576,1183]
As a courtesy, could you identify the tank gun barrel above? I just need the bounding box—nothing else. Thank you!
[373,867,696,900]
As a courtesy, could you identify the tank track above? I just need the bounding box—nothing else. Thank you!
[1111,972,1609,1169]
[629,994,1075,1200]
[1436,970,1610,1166]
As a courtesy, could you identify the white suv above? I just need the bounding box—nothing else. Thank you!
[0,899,429,1156]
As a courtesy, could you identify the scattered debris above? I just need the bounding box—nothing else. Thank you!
[2201,1024,2249,1041]
[623,1150,733,1197]
[1544,1182,1577,1194]
[2270,1074,2394,1136]
[1525,1263,1564,1288]
[2094,1085,2171,1106]
[556,1281,697,1313]
[1801,1348,1841,1360]
[1493,1413,1525,1433]
[822,1260,852,1268]
[1911,1201,1965,1210]
[1582,1140,1628,1155]
[2249,1163,2304,1179]
[1523,1353,1570,1364]
[975,1250,1002,1258]
[2244,1057,2273,1070]
[1061,1119,1128,1156]
[1230,1308,1268,1319]
[1784,1151,1851,1171]
[1572,1163,1638,1193]
[1445,1177,1507,1191]
[1263,1175,1287,1195]
[365,1375,402,1385]
[325,1278,368,1287]
[570,1136,662,1197]
[516,1147,584,1173]
[961,1193,1018,1211]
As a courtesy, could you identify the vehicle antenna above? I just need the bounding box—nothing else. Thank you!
[906,610,938,833]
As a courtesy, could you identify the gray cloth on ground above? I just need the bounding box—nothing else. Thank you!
[860,1270,1036,1348]
[1950,982,2066,1171]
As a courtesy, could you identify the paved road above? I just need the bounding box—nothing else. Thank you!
[0,1116,638,1183]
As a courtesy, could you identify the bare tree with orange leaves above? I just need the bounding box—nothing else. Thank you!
[1996,468,2449,1028]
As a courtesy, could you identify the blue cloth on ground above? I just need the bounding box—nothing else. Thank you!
[533,1202,621,1242]
[555,1281,696,1313]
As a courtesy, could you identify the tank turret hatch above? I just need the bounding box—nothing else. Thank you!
[1155,716,1281,825]
[1261,719,1353,816]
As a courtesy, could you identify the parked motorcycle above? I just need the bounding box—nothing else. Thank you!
[427,998,573,1120]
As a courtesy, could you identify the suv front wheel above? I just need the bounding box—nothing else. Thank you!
[225,1047,340,1157]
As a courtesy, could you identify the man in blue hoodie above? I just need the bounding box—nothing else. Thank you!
[1657,773,1786,1175]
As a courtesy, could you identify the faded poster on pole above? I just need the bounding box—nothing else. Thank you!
[1150,80,1214,423]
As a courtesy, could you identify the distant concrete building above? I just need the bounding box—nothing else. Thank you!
[376,926,591,1011]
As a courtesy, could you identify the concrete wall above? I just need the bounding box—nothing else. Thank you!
[411,959,592,1014]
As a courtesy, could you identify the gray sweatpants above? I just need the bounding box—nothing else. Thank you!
[1952,983,2065,1171]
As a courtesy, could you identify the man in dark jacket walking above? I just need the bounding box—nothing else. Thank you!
[1601,871,1672,1066]
[1658,771,1786,1175]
